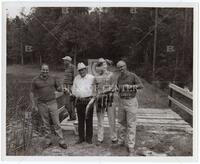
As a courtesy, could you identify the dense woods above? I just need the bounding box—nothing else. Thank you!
[7,7,193,90]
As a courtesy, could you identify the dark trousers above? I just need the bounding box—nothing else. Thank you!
[76,99,94,142]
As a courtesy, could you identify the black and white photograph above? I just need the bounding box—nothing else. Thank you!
[1,0,199,161]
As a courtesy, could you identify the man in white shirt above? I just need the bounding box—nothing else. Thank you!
[72,62,95,144]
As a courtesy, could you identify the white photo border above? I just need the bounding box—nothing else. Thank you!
[1,0,199,163]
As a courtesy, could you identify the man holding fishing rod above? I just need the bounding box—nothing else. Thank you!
[92,58,118,146]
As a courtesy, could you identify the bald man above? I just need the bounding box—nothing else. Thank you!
[116,60,144,156]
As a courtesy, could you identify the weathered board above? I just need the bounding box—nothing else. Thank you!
[60,108,192,134]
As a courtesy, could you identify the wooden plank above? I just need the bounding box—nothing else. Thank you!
[138,108,173,114]
[137,116,183,120]
[137,119,189,125]
[169,83,193,99]
[136,122,192,129]
[168,96,193,115]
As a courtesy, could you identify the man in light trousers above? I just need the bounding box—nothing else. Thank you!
[95,58,118,146]
[116,60,144,156]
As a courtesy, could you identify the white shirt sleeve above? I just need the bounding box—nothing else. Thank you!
[72,76,78,97]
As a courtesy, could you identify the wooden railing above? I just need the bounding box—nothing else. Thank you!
[168,83,193,115]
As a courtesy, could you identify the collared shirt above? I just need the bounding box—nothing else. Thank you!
[117,71,143,99]
[63,64,75,85]
[31,75,62,102]
[72,74,95,98]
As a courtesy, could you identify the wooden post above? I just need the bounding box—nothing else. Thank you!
[169,87,172,107]
[74,47,77,71]
[20,22,24,65]
[152,8,158,81]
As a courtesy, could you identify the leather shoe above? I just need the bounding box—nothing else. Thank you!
[59,142,68,149]
[44,140,52,149]
[111,140,118,144]
[86,140,92,144]
[96,140,103,146]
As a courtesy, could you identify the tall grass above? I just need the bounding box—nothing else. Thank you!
[6,74,39,155]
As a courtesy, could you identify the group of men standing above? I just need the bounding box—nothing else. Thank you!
[30,56,143,156]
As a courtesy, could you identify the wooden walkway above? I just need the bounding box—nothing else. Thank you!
[60,108,192,134]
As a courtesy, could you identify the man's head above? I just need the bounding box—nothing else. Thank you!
[116,60,127,74]
[97,58,107,72]
[77,62,87,78]
[62,56,72,65]
[40,63,49,78]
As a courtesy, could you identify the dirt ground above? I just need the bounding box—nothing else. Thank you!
[6,65,193,156]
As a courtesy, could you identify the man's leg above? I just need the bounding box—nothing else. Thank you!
[47,100,67,149]
[70,98,76,120]
[76,102,85,142]
[117,99,127,145]
[97,109,104,143]
[37,102,52,145]
[48,100,64,140]
[86,103,94,143]
[107,106,118,142]
[65,92,75,120]
[125,98,138,154]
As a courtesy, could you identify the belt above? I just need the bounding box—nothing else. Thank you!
[120,96,135,100]
[77,96,92,101]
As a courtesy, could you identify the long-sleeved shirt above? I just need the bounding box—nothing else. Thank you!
[117,71,144,99]
[72,74,95,98]
[63,64,75,86]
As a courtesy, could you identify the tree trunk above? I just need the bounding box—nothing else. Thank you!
[152,8,158,81]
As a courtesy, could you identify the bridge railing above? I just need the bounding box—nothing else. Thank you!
[168,83,193,115]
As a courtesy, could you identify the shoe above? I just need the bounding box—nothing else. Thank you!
[68,118,76,121]
[111,140,118,144]
[44,140,52,149]
[59,142,68,149]
[75,139,84,144]
[86,140,92,144]
[96,140,103,146]
[112,141,124,148]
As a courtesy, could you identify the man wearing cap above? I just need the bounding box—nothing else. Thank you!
[95,58,118,146]
[116,60,144,156]
[30,63,68,149]
[62,56,76,121]
[72,62,95,144]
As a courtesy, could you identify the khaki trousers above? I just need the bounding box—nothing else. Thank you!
[97,106,117,142]
[118,97,138,150]
[37,100,64,141]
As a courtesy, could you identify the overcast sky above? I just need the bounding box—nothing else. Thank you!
[5,2,31,18]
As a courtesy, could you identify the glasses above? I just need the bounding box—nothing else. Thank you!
[117,65,125,69]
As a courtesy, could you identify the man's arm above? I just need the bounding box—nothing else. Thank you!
[71,76,78,97]
[54,77,63,92]
[133,73,144,90]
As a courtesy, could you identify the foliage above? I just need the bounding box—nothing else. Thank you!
[7,7,193,89]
